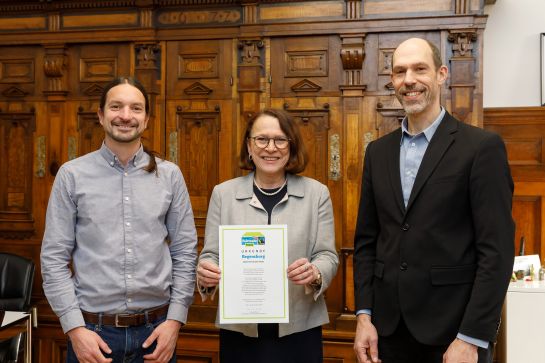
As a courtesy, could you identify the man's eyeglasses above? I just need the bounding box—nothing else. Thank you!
[248,136,291,149]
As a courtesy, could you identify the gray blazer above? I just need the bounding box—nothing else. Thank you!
[199,172,338,337]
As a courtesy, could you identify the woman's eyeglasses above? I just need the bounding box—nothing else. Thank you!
[248,136,290,149]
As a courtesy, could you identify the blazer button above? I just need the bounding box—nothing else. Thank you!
[401,223,410,231]
[400,262,408,270]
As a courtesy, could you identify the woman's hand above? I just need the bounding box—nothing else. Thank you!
[197,260,221,288]
[287,258,319,285]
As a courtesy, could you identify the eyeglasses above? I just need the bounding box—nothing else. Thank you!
[248,136,291,149]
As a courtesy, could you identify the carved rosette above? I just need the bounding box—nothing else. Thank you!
[43,45,68,96]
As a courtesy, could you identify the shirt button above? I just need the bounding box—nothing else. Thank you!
[127,298,132,303]
[126,222,130,226]
[400,262,408,270]
[124,197,129,201]
[127,274,132,279]
[411,142,416,147]
[110,162,114,166]
[401,223,410,231]
[127,248,132,253]
[124,172,128,176]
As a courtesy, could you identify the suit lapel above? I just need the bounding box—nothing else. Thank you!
[386,128,406,214]
[405,112,458,213]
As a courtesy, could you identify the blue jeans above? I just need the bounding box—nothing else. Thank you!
[66,315,177,363]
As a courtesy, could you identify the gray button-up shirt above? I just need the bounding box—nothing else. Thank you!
[41,143,197,333]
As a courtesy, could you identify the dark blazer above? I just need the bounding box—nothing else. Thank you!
[353,111,515,345]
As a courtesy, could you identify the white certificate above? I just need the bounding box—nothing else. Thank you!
[219,224,289,324]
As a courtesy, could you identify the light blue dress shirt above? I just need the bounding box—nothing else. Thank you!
[41,143,198,333]
[357,108,488,349]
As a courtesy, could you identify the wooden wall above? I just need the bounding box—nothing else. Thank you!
[0,1,525,362]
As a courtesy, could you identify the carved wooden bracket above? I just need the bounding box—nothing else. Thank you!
[43,44,68,96]
[238,39,264,66]
[340,34,366,90]
[448,30,477,58]
[135,43,160,70]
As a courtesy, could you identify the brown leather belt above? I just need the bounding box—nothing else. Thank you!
[82,304,169,328]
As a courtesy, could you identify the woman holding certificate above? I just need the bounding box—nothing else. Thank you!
[197,108,338,363]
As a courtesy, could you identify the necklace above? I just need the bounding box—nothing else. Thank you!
[254,178,287,196]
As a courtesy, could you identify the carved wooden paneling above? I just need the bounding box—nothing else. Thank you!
[484,107,545,182]
[166,40,233,99]
[175,109,220,221]
[0,112,35,239]
[68,43,132,97]
[0,46,38,98]
[77,111,103,157]
[271,36,342,97]
[484,107,545,263]
[287,109,329,184]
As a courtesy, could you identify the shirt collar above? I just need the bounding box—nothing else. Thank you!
[400,107,445,145]
[99,142,145,168]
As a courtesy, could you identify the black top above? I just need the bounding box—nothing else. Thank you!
[253,183,287,224]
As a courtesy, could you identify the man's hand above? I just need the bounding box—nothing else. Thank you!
[142,319,181,363]
[354,314,381,363]
[443,338,478,363]
[67,326,112,363]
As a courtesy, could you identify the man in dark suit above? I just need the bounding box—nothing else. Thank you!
[353,38,514,363]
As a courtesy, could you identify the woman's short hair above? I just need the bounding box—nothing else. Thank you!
[239,108,308,174]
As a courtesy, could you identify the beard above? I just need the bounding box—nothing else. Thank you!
[395,85,433,115]
[105,124,144,144]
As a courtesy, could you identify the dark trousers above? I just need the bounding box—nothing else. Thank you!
[377,318,493,363]
[66,315,176,363]
[220,324,323,363]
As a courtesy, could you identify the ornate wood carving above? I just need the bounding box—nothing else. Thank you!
[0,60,34,83]
[1,86,28,98]
[285,50,328,77]
[291,79,322,93]
[79,58,117,83]
[340,35,365,88]
[82,83,104,97]
[43,44,68,96]
[156,8,242,27]
[238,39,264,92]
[448,30,478,124]
[239,39,263,66]
[178,54,218,79]
[0,111,35,239]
